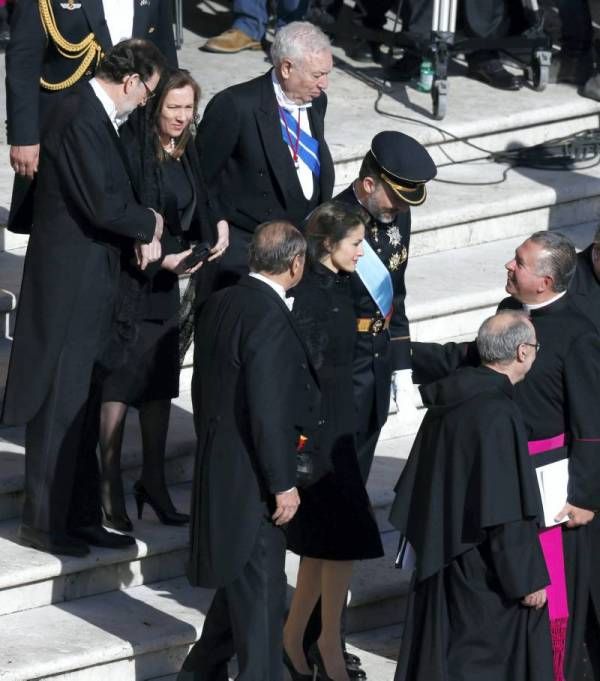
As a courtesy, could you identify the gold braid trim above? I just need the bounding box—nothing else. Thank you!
[38,0,103,91]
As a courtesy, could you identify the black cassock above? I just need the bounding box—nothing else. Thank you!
[411,293,600,680]
[390,366,552,681]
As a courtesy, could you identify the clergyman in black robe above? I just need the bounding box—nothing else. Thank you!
[391,310,553,681]
[410,231,600,680]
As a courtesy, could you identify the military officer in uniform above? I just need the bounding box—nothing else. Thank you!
[335,131,437,482]
[6,0,177,230]
[303,133,436,681]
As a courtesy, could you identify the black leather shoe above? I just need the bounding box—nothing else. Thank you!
[467,59,521,91]
[344,651,362,666]
[72,525,136,548]
[348,666,367,679]
[18,524,89,557]
[347,38,379,63]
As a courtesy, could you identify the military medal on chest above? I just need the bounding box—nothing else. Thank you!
[387,224,402,248]
[389,246,408,271]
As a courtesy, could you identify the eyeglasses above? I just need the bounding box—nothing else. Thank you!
[138,76,155,100]
[522,342,541,352]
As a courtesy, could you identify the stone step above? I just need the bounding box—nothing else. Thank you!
[0,541,410,681]
[406,158,600,257]
[0,484,191,618]
[147,621,402,681]
[0,423,412,618]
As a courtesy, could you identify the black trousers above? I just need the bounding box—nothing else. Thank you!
[21,243,116,536]
[179,519,287,681]
[557,0,593,55]
[356,0,518,65]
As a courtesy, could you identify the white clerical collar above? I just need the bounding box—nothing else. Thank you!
[89,78,125,131]
[249,272,294,310]
[271,71,312,112]
[522,290,566,313]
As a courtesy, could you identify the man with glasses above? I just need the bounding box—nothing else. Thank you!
[2,39,166,557]
[411,230,600,679]
[196,21,335,291]
[391,310,552,681]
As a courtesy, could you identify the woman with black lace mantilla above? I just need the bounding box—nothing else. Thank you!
[98,69,223,536]
[284,202,384,681]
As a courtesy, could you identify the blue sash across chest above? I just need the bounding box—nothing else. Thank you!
[278,107,321,177]
[356,238,394,317]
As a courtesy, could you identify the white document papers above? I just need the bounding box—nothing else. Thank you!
[535,458,569,527]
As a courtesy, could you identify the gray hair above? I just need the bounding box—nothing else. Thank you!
[271,21,331,67]
[528,231,576,292]
[593,224,600,245]
[477,310,535,365]
[248,221,306,274]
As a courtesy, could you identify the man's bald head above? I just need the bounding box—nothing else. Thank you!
[477,311,535,366]
[476,311,538,384]
[248,220,306,275]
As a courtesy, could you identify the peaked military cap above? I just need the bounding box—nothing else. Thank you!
[370,131,437,206]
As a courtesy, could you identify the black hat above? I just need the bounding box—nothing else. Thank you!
[370,131,437,206]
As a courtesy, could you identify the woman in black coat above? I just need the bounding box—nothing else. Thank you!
[98,70,225,533]
[284,202,384,681]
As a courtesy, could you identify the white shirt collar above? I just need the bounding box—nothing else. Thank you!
[271,70,312,112]
[249,272,294,310]
[522,290,566,313]
[89,78,125,132]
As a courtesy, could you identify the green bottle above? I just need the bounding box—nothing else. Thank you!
[418,59,434,92]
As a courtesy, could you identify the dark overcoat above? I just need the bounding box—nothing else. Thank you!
[188,276,321,588]
[1,83,156,426]
[196,71,335,233]
[570,245,600,330]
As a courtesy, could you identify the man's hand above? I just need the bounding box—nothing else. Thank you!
[162,249,204,275]
[134,236,162,271]
[554,503,596,528]
[208,219,230,262]
[149,208,164,241]
[272,487,300,526]
[522,589,547,609]
[10,144,40,178]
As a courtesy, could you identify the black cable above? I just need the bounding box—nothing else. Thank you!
[373,88,600,186]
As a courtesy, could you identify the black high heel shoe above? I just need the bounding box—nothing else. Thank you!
[307,643,334,681]
[133,481,190,526]
[283,649,313,681]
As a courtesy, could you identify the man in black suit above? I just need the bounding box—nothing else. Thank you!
[1,39,166,557]
[181,222,321,681]
[5,0,177,229]
[197,20,335,290]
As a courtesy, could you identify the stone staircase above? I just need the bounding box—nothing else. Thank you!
[2,13,600,680]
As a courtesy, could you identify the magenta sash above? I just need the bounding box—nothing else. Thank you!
[528,433,568,681]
